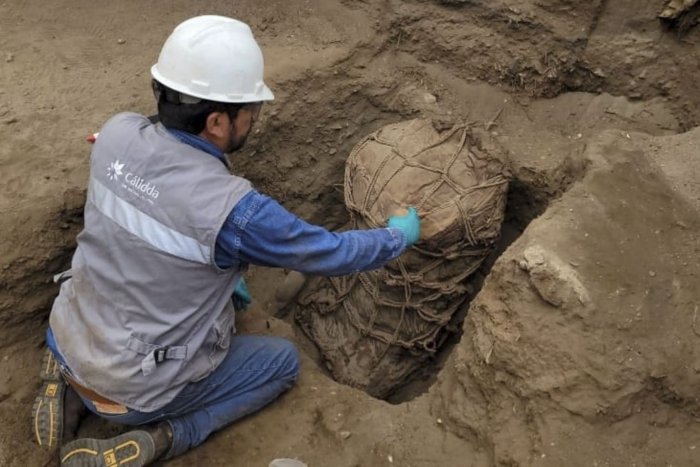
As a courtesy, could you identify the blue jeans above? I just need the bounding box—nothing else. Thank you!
[52,333,300,458]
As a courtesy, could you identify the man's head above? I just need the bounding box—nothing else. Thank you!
[153,80,262,153]
[200,100,262,154]
[150,15,273,152]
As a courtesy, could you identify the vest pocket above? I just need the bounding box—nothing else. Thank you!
[213,309,235,350]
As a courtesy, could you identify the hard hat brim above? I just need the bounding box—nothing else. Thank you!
[151,65,275,104]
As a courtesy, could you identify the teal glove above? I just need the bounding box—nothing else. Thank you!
[387,207,421,247]
[232,278,252,311]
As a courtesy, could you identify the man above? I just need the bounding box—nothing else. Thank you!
[33,15,420,467]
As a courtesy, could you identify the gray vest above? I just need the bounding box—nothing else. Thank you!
[50,113,252,411]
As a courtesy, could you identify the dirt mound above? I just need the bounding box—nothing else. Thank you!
[388,0,700,128]
[431,129,700,465]
[389,0,606,98]
[660,0,700,33]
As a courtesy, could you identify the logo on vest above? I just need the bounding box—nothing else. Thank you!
[107,160,124,181]
[125,173,160,199]
[109,159,160,202]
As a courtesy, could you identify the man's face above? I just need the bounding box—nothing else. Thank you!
[225,103,262,153]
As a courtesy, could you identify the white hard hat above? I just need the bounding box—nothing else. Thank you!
[151,15,274,104]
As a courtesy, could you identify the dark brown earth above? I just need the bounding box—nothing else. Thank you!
[1,1,700,466]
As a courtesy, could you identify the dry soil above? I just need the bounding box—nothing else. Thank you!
[1,1,700,466]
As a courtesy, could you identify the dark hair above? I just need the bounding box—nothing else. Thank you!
[152,79,243,134]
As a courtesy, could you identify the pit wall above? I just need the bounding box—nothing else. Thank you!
[430,129,700,466]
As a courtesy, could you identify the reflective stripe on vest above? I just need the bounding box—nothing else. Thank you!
[89,177,211,264]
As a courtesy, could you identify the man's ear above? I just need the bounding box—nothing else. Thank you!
[204,112,228,139]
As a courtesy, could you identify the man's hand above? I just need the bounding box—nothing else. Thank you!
[387,207,421,247]
[232,278,252,311]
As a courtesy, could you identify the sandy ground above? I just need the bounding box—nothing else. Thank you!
[2,0,700,466]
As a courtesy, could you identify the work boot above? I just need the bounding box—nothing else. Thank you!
[60,423,172,467]
[32,348,87,449]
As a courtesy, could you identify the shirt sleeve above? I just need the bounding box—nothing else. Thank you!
[214,190,407,275]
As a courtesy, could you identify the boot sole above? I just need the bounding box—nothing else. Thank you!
[32,379,66,448]
[39,347,62,381]
[32,348,66,448]
[60,431,155,467]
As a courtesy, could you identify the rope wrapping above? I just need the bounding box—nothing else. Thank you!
[295,119,510,398]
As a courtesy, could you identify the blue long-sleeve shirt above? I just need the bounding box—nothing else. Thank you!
[168,128,406,275]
